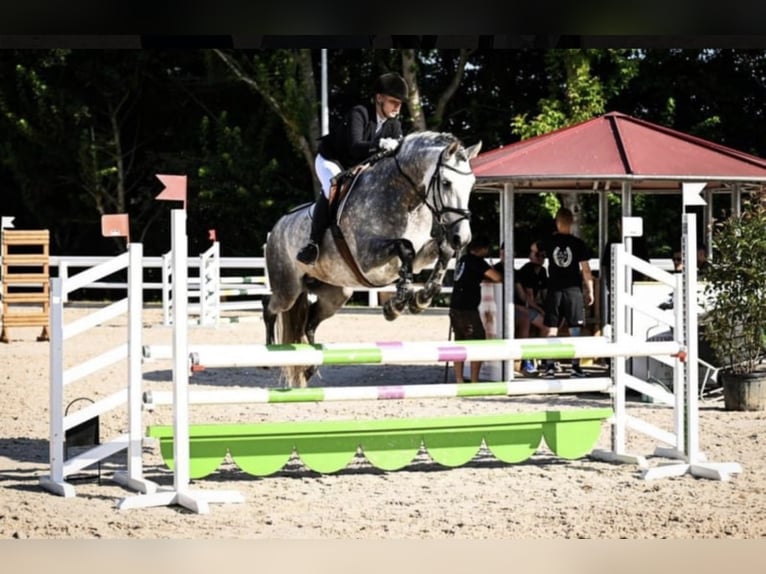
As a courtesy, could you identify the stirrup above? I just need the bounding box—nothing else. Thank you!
[297,242,319,265]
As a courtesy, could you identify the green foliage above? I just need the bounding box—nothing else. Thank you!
[195,110,309,256]
[1,47,766,266]
[703,194,766,374]
[511,49,640,139]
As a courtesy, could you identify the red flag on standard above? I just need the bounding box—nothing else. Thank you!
[155,174,187,208]
[101,213,130,241]
[208,229,217,242]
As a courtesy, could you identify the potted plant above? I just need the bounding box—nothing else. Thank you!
[702,192,766,411]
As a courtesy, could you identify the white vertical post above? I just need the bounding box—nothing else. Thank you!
[731,182,742,218]
[113,243,157,494]
[620,182,634,338]
[598,191,609,326]
[118,209,243,511]
[162,251,172,326]
[590,242,648,467]
[198,247,207,325]
[129,246,150,481]
[321,49,329,136]
[47,277,71,494]
[59,262,69,303]
[198,242,220,326]
[501,183,514,381]
[683,213,700,463]
[672,266,686,455]
[611,242,627,455]
[128,243,145,477]
[641,191,741,480]
[171,209,192,493]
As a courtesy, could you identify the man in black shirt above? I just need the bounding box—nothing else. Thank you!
[449,235,502,383]
[541,207,594,378]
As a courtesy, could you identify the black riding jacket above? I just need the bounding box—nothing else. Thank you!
[318,104,403,168]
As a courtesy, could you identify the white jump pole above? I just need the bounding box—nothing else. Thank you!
[181,337,683,370]
[144,378,615,408]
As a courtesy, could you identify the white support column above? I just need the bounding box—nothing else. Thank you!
[39,278,73,497]
[198,241,220,326]
[59,262,69,303]
[113,243,157,494]
[501,183,514,381]
[161,251,172,326]
[118,209,244,512]
[642,212,742,481]
[590,243,648,468]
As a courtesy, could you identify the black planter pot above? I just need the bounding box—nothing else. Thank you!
[722,369,766,411]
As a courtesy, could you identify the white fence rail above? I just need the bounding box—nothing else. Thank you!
[0,253,676,308]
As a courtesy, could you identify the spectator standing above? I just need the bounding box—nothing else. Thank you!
[449,235,502,383]
[541,207,595,378]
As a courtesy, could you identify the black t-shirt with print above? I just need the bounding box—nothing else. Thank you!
[543,233,592,290]
[450,252,491,310]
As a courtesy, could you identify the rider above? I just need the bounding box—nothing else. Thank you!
[296,72,409,265]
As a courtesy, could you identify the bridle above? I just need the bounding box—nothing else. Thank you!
[393,145,473,234]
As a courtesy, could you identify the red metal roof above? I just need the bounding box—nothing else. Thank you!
[471,111,766,189]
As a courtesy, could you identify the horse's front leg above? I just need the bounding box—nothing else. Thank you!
[410,242,453,314]
[382,238,416,321]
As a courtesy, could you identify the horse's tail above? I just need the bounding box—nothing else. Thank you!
[280,291,311,388]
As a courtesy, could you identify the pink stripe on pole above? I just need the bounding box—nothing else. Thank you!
[438,346,467,362]
[378,386,406,400]
[376,341,404,348]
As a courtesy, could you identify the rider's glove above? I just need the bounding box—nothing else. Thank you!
[378,137,400,152]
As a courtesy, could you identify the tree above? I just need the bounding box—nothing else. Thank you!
[508,49,640,249]
[212,49,322,199]
[0,50,151,252]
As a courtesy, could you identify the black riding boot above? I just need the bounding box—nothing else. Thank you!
[297,194,330,265]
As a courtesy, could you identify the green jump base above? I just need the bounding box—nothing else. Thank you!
[148,408,613,479]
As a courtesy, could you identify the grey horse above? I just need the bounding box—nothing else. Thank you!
[263,130,482,387]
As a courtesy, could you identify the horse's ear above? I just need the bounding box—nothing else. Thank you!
[465,141,482,160]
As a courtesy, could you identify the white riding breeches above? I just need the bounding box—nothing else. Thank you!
[314,153,342,199]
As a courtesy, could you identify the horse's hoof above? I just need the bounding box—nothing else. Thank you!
[408,299,427,314]
[408,289,434,314]
[383,301,400,321]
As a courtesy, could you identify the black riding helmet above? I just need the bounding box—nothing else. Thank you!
[375,72,409,102]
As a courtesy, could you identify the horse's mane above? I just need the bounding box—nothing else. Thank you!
[400,130,460,153]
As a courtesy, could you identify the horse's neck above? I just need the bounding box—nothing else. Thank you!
[365,158,426,209]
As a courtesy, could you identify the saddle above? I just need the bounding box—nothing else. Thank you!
[327,163,364,222]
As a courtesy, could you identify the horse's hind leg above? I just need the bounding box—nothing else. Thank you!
[262,275,305,346]
[305,283,353,344]
[262,295,278,345]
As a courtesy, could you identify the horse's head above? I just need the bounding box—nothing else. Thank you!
[427,136,482,251]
